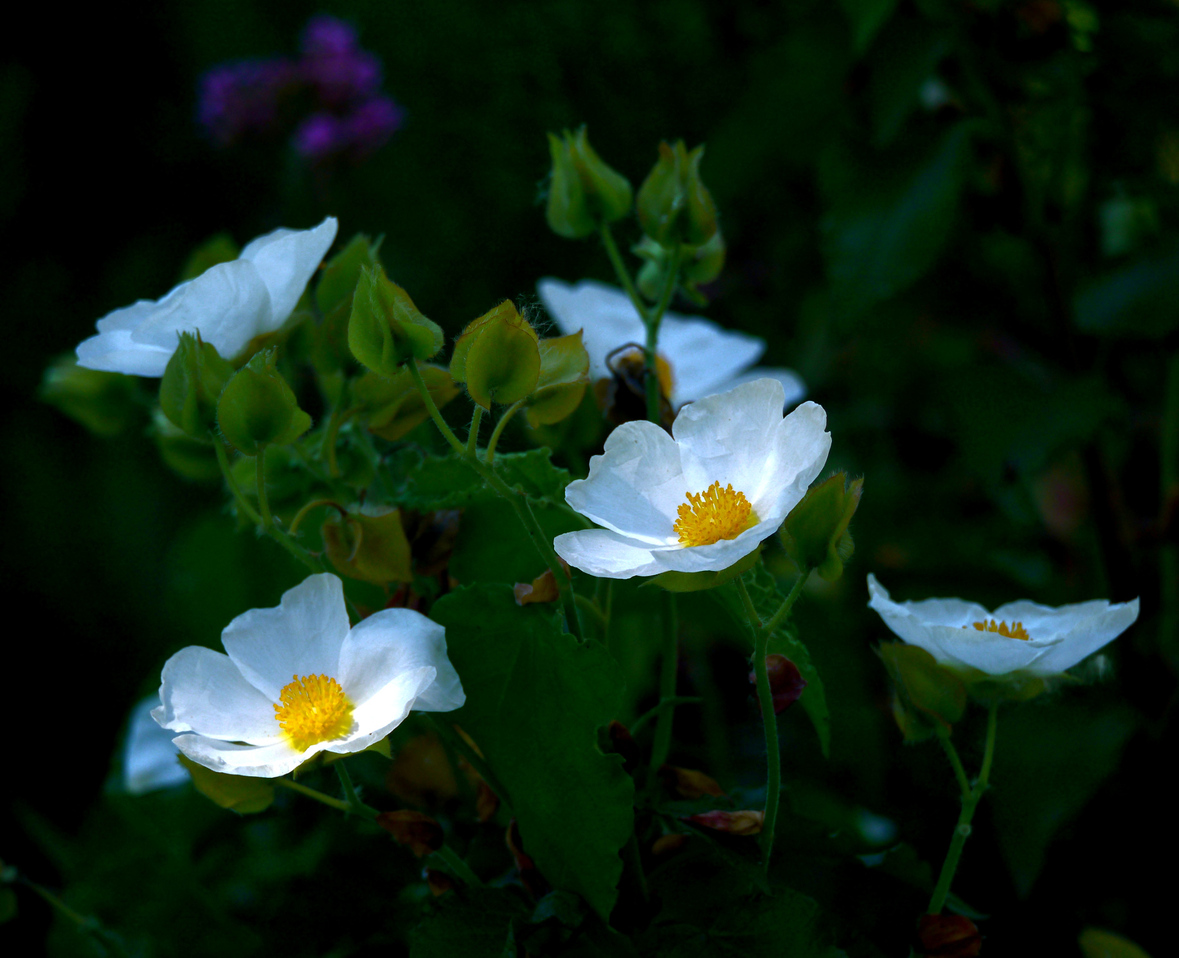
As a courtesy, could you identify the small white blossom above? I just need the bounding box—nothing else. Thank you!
[554,379,830,579]
[154,573,464,778]
[866,573,1139,676]
[536,278,805,409]
[77,217,338,376]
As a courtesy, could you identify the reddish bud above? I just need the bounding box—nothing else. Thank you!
[475,779,500,823]
[685,810,764,836]
[377,810,444,858]
[651,833,688,857]
[506,819,547,897]
[426,869,456,897]
[749,654,807,715]
[917,914,982,958]
[606,721,641,774]
[660,765,725,799]
[513,562,567,606]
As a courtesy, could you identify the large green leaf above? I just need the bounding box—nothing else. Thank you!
[409,887,527,958]
[389,448,572,511]
[1074,242,1179,338]
[715,565,831,756]
[431,585,634,919]
[450,499,581,585]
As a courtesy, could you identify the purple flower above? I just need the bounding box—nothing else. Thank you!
[293,97,404,165]
[345,96,404,157]
[293,113,348,163]
[300,15,360,57]
[198,58,298,146]
[300,16,382,107]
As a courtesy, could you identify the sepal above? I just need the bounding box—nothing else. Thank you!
[348,266,443,377]
[781,472,863,581]
[159,332,235,438]
[217,348,312,455]
[450,300,541,409]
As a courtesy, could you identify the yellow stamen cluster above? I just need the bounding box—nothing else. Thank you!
[966,619,1031,641]
[274,674,354,752]
[674,481,758,547]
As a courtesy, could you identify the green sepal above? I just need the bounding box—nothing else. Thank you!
[636,140,719,247]
[348,266,443,377]
[643,546,761,593]
[526,331,590,427]
[159,332,235,438]
[682,142,718,245]
[39,355,143,437]
[879,643,967,739]
[451,300,541,410]
[569,125,632,223]
[177,755,275,814]
[682,228,726,288]
[781,473,863,581]
[953,667,1057,706]
[546,131,595,239]
[316,233,382,316]
[322,509,413,585]
[354,364,460,441]
[216,348,312,456]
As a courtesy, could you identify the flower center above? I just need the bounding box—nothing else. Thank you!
[274,674,354,752]
[966,619,1030,641]
[674,481,758,547]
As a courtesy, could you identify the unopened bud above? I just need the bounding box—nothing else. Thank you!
[514,568,561,606]
[660,766,725,800]
[637,141,718,247]
[353,365,459,442]
[879,643,967,741]
[684,809,764,836]
[916,914,982,958]
[450,300,541,410]
[525,331,590,427]
[651,834,687,857]
[160,332,235,438]
[216,348,311,456]
[749,654,807,715]
[377,810,444,858]
[348,266,443,378]
[322,508,413,586]
[545,126,632,239]
[781,472,863,581]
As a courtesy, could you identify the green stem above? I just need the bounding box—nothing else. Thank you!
[467,404,484,458]
[1162,352,1179,661]
[288,498,346,538]
[649,591,680,773]
[762,569,810,636]
[599,223,650,322]
[430,844,484,887]
[18,876,131,957]
[927,704,1000,914]
[274,775,369,817]
[213,434,263,526]
[424,714,514,816]
[486,399,526,463]
[936,730,972,802]
[255,445,274,531]
[321,401,356,479]
[629,696,703,736]
[574,592,609,628]
[643,245,684,424]
[407,358,465,456]
[335,761,373,819]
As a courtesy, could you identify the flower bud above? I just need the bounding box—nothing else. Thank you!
[684,809,764,836]
[40,355,143,437]
[525,331,590,427]
[378,810,444,858]
[545,126,632,239]
[637,141,718,247]
[449,300,541,410]
[660,766,724,800]
[151,409,221,481]
[879,643,967,741]
[781,473,863,581]
[159,332,235,438]
[316,233,382,316]
[748,654,807,715]
[353,365,460,441]
[682,229,726,288]
[322,508,413,585]
[348,266,444,377]
[916,914,982,958]
[216,348,312,455]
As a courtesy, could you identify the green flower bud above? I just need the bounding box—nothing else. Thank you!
[150,408,220,482]
[216,348,312,456]
[322,508,413,586]
[159,332,235,438]
[39,355,142,437]
[525,331,590,427]
[780,473,863,581]
[878,643,967,742]
[682,229,726,288]
[348,266,444,377]
[317,234,382,316]
[311,236,383,379]
[545,126,633,239]
[449,300,540,410]
[637,141,719,247]
[353,365,460,442]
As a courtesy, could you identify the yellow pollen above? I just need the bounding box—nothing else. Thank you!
[274,674,354,752]
[965,619,1031,641]
[674,481,758,547]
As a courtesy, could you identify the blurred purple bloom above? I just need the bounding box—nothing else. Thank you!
[198,15,403,163]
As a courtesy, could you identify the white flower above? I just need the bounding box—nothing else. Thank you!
[536,278,806,409]
[866,573,1140,676]
[554,378,830,579]
[123,696,188,795]
[153,573,464,778]
[76,217,339,376]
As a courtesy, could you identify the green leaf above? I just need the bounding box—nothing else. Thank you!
[1079,927,1154,958]
[410,887,528,958]
[389,448,571,511]
[177,755,275,814]
[431,585,634,919]
[450,499,581,585]
[839,0,898,54]
[1074,242,1179,338]
[821,123,973,317]
[989,700,1138,896]
[715,565,831,756]
[316,233,381,316]
[0,887,16,924]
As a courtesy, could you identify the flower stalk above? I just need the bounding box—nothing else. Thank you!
[649,590,679,774]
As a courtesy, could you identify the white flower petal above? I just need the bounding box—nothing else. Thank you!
[222,574,351,701]
[172,734,307,778]
[537,278,646,380]
[155,646,283,744]
[554,528,667,579]
[1024,598,1140,674]
[339,608,465,712]
[565,420,687,544]
[657,314,763,407]
[76,327,175,377]
[915,625,1052,675]
[123,696,188,794]
[714,366,807,409]
[330,666,439,754]
[648,522,770,574]
[239,216,338,329]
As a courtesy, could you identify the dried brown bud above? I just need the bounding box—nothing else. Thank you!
[917,914,982,958]
[651,833,688,857]
[513,563,565,606]
[685,809,764,836]
[749,654,807,715]
[376,810,444,858]
[475,779,500,823]
[660,765,725,799]
[426,869,456,897]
